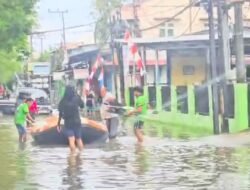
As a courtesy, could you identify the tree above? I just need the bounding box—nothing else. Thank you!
[51,47,64,71]
[0,0,37,83]
[36,51,51,62]
[93,0,124,45]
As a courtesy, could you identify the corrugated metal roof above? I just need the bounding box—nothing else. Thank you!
[115,29,250,47]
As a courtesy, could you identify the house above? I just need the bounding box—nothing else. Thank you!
[115,27,250,90]
[114,0,250,86]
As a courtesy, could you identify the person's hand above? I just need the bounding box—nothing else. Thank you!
[126,111,134,117]
[81,118,88,124]
[57,125,61,133]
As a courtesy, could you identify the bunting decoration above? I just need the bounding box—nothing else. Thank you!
[124,30,146,76]
[84,54,104,94]
[98,67,104,88]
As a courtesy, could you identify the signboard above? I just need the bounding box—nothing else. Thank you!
[32,62,51,76]
[53,72,65,81]
[73,69,89,79]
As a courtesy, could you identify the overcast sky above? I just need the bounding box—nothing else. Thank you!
[33,0,96,52]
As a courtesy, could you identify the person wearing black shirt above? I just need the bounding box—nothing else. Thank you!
[57,85,84,153]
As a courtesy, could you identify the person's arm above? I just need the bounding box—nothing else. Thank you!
[57,101,63,132]
[127,106,142,116]
[24,106,34,123]
[27,113,35,123]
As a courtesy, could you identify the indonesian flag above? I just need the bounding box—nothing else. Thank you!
[90,55,103,79]
[124,30,145,76]
[135,52,145,76]
[84,78,90,95]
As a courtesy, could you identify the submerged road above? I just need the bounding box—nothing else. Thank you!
[1,116,250,190]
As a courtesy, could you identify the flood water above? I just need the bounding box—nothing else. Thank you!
[1,117,250,190]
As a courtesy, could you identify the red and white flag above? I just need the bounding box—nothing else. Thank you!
[124,30,145,76]
[90,55,103,79]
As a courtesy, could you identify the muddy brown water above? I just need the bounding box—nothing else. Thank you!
[1,116,250,190]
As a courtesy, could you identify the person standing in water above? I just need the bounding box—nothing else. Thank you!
[57,85,85,153]
[29,99,38,120]
[14,98,35,143]
[100,87,119,139]
[127,87,148,143]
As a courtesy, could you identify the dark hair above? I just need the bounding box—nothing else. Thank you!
[63,85,75,101]
[25,98,33,102]
[134,86,144,94]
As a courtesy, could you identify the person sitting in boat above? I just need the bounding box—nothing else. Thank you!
[100,87,119,139]
[14,98,35,143]
[57,85,85,153]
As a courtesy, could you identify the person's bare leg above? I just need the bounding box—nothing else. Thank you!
[22,134,27,143]
[135,129,144,143]
[76,138,84,151]
[68,136,76,153]
[19,135,22,143]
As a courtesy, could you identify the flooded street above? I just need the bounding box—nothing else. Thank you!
[1,117,250,190]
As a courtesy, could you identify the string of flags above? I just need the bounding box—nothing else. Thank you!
[124,30,146,76]
[85,30,145,94]
[84,54,104,93]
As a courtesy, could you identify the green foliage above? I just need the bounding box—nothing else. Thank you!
[93,0,123,45]
[36,51,51,62]
[51,48,64,71]
[0,0,37,83]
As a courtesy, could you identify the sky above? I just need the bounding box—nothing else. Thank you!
[33,0,96,52]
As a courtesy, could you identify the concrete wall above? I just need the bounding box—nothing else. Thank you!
[121,0,250,38]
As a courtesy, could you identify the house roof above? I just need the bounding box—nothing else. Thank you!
[115,28,250,50]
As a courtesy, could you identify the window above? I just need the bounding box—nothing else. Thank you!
[204,23,209,30]
[183,65,195,75]
[159,22,174,37]
[203,22,218,30]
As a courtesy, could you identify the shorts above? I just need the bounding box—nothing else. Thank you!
[16,124,27,136]
[63,127,82,139]
[134,120,144,130]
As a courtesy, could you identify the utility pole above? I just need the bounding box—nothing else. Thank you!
[133,0,140,37]
[30,34,33,54]
[217,0,230,133]
[208,0,220,134]
[233,1,246,82]
[189,0,193,33]
[48,9,68,48]
[110,13,119,99]
[38,35,44,54]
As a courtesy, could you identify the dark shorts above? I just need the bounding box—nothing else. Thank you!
[16,124,27,136]
[134,120,144,130]
[63,127,82,139]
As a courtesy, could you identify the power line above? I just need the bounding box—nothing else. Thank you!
[31,21,97,35]
[140,0,200,32]
[48,9,68,47]
[176,7,201,38]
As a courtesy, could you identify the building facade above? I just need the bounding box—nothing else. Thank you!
[121,0,250,38]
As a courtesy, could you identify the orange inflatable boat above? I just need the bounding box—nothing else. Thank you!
[30,116,108,145]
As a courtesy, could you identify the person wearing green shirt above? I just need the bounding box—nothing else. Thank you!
[15,98,34,143]
[127,87,148,143]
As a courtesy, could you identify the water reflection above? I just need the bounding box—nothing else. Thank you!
[134,144,150,176]
[1,122,250,189]
[63,153,84,190]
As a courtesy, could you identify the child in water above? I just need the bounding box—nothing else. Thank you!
[14,98,35,143]
[127,87,148,143]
